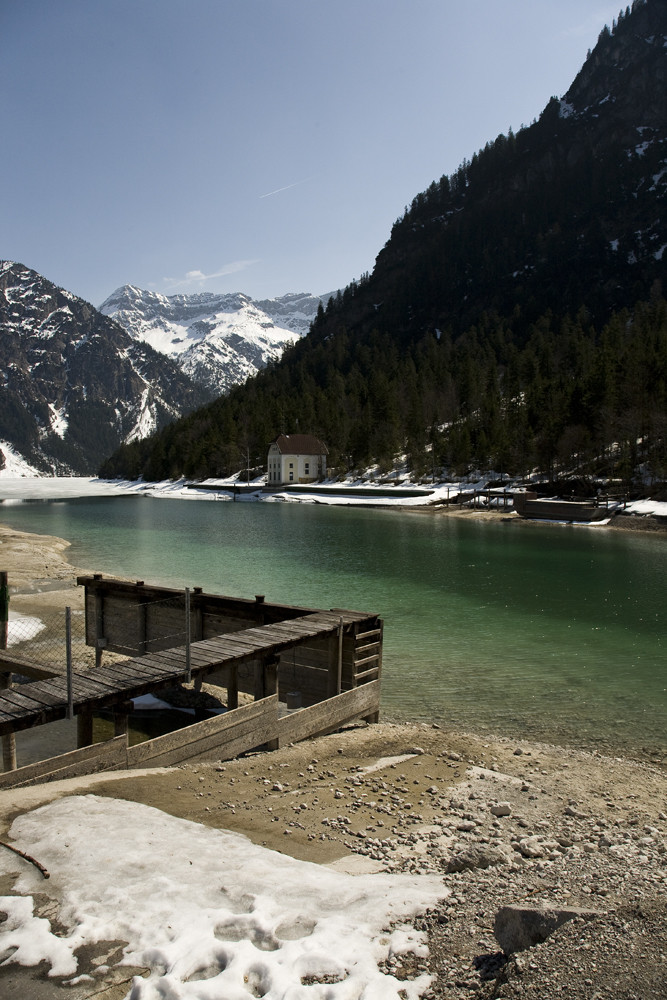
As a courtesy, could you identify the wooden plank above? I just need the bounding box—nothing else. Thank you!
[0,697,29,720]
[30,678,70,700]
[354,628,382,641]
[126,696,278,768]
[0,655,59,680]
[277,682,380,746]
[93,661,155,684]
[5,683,67,710]
[208,632,273,653]
[134,714,278,768]
[70,673,124,699]
[195,636,258,656]
[261,620,326,638]
[354,667,380,681]
[355,641,380,656]
[0,688,53,715]
[136,648,188,668]
[127,697,274,764]
[0,736,128,789]
[353,654,380,669]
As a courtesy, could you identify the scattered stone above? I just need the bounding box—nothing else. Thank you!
[445,844,513,873]
[491,802,512,817]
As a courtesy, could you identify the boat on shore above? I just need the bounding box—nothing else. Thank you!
[513,491,619,523]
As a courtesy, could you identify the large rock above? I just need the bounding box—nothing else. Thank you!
[494,904,599,954]
[445,844,513,873]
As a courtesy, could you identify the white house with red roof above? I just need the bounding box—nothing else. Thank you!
[267,434,329,486]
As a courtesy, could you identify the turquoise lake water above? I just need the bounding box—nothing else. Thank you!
[1,496,665,757]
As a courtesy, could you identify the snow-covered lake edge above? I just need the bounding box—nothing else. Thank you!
[1,474,666,518]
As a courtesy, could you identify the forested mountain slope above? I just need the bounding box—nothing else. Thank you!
[100,0,667,488]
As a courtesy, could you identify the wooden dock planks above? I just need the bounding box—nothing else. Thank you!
[0,610,380,737]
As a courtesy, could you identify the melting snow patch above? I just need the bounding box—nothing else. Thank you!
[48,403,68,439]
[6,611,45,646]
[0,795,447,999]
[0,442,41,478]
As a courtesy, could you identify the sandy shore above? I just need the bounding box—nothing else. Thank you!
[0,523,87,615]
[0,523,666,999]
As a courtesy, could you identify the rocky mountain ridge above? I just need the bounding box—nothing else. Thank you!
[0,261,212,475]
[99,285,331,394]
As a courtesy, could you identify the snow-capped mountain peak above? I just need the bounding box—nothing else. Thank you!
[100,285,333,394]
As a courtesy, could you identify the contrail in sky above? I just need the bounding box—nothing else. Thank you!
[259,178,310,199]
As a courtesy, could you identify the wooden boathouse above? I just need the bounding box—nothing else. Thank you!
[0,575,382,788]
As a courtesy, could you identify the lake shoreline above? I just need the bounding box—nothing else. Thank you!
[1,521,666,998]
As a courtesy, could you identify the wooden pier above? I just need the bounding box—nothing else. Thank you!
[0,576,383,787]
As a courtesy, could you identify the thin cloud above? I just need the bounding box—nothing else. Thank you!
[162,259,261,290]
[259,178,310,199]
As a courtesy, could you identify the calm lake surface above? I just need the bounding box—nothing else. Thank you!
[1,496,665,757]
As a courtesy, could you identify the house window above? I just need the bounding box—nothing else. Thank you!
[305,462,310,475]
[289,472,293,481]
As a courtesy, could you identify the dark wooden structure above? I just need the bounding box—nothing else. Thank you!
[513,492,613,522]
[0,576,383,786]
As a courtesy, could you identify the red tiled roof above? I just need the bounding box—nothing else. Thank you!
[272,434,329,455]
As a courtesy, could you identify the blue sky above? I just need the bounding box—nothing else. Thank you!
[2,1,622,305]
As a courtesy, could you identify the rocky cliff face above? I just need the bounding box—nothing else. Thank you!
[99,286,330,394]
[0,262,212,474]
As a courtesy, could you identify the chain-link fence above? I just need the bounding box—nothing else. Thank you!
[4,592,198,678]
[6,608,89,672]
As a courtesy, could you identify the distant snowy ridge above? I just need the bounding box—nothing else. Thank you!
[100,285,335,394]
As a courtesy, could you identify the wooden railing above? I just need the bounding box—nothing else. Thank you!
[0,682,381,788]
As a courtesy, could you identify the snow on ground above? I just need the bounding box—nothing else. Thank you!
[1,475,666,516]
[0,794,447,999]
[6,610,45,646]
[0,443,43,478]
[623,497,667,516]
[0,476,149,500]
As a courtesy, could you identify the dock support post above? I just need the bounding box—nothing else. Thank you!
[0,572,17,772]
[265,656,279,751]
[113,701,132,738]
[254,660,264,701]
[94,584,105,669]
[66,606,74,719]
[77,712,94,748]
[0,674,17,772]
[228,665,239,710]
[185,587,191,683]
[337,617,343,694]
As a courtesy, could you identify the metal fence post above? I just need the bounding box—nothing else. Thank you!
[185,587,191,683]
[0,571,17,771]
[66,606,73,720]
